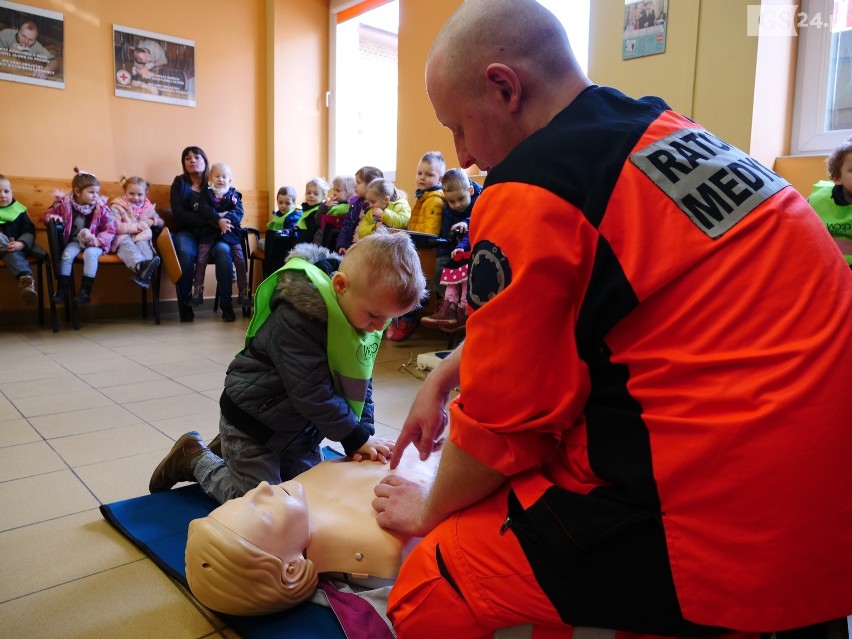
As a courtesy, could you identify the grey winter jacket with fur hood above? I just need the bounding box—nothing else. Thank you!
[221,243,374,456]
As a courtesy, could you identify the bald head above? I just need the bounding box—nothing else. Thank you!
[428,0,583,96]
[426,0,591,171]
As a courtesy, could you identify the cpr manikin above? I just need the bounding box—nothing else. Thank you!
[185,451,437,615]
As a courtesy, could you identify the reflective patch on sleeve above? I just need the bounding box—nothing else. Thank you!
[630,129,789,239]
[468,240,511,310]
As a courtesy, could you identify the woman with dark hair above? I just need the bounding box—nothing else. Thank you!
[170,145,237,321]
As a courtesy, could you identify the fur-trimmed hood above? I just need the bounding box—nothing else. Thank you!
[271,243,342,322]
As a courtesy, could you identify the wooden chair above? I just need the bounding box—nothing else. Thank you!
[46,221,161,330]
[0,247,59,333]
[245,226,264,296]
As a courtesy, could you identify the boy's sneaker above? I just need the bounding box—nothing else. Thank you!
[189,285,204,306]
[421,299,457,327]
[237,287,253,307]
[17,274,37,304]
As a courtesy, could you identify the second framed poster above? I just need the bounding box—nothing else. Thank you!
[623,0,668,60]
[114,25,195,107]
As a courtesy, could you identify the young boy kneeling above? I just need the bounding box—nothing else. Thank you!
[150,232,427,503]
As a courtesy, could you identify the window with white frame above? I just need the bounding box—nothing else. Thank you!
[328,0,590,178]
[793,0,852,153]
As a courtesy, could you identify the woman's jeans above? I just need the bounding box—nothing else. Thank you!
[173,231,234,304]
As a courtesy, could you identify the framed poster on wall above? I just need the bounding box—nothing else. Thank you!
[622,0,668,60]
[113,25,195,107]
[0,0,63,88]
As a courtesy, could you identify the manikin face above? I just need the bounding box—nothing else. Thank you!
[74,185,100,206]
[277,193,296,214]
[183,151,206,176]
[443,186,473,213]
[125,183,147,207]
[17,25,37,48]
[835,153,852,199]
[209,167,231,191]
[333,268,410,333]
[0,179,13,207]
[211,481,309,562]
[365,190,390,211]
[304,185,323,207]
[415,161,442,191]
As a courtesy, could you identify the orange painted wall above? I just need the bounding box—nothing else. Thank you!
[268,0,329,210]
[395,0,459,196]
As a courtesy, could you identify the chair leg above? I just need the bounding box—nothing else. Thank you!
[141,285,148,319]
[68,271,80,330]
[43,259,59,333]
[35,261,45,326]
[153,267,161,325]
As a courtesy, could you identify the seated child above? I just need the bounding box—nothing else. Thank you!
[269,186,300,233]
[808,136,852,268]
[315,175,356,248]
[258,186,299,252]
[44,168,116,305]
[430,168,481,303]
[355,178,410,241]
[190,162,251,309]
[109,176,163,288]
[335,166,384,254]
[406,151,446,235]
[149,231,429,504]
[0,175,40,304]
[385,152,447,342]
[295,177,330,239]
[421,222,471,328]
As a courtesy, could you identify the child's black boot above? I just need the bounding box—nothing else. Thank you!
[74,276,95,304]
[51,275,70,304]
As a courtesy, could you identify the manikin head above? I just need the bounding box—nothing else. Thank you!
[185,480,318,615]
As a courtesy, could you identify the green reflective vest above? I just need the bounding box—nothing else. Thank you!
[809,180,852,265]
[0,200,26,224]
[244,258,382,418]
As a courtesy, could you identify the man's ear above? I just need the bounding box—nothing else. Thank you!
[484,63,522,113]
[332,271,348,294]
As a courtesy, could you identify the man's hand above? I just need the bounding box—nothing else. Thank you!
[372,475,433,536]
[390,344,462,469]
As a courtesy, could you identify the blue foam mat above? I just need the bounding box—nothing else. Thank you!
[99,450,346,639]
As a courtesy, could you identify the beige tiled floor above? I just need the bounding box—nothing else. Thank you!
[0,310,448,639]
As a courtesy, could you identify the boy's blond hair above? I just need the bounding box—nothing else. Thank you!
[420,151,446,175]
[441,168,470,192]
[341,230,427,310]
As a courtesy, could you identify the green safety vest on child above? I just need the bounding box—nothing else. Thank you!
[244,258,382,419]
[808,180,852,265]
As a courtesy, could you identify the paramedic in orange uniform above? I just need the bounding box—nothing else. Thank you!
[371,1,852,638]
